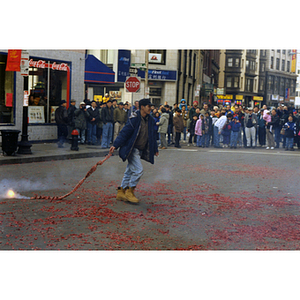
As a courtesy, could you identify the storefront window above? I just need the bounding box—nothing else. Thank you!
[0,54,15,125]
[28,59,69,124]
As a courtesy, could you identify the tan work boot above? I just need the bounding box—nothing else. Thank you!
[116,187,128,202]
[125,187,139,203]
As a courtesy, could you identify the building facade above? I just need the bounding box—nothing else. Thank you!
[86,49,178,108]
[0,50,85,142]
[201,50,220,106]
[176,50,202,106]
[263,49,297,107]
[218,49,261,108]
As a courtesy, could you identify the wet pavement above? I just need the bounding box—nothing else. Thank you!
[1,145,300,250]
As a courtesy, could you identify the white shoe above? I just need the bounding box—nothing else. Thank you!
[266,147,270,150]
[271,147,274,150]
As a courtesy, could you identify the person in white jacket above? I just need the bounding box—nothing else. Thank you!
[213,112,227,148]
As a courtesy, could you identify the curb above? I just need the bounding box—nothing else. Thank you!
[0,149,116,165]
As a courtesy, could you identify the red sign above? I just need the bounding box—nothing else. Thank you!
[6,93,13,107]
[6,50,22,71]
[125,77,140,93]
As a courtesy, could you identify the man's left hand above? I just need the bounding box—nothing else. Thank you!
[155,152,159,157]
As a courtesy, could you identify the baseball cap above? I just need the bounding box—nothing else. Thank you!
[139,98,154,107]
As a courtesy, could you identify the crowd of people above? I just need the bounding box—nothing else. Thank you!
[55,96,300,151]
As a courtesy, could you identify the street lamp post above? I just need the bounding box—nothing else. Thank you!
[17,75,32,154]
[145,50,149,98]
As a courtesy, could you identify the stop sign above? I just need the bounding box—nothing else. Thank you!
[125,77,140,93]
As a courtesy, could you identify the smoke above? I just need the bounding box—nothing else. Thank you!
[0,178,53,199]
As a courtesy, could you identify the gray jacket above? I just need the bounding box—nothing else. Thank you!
[244,113,258,128]
[157,113,169,134]
[74,108,89,130]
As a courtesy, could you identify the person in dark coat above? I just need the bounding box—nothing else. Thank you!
[67,99,77,140]
[268,109,280,148]
[74,101,89,144]
[110,98,159,204]
[86,100,100,145]
[55,100,68,148]
[101,100,114,148]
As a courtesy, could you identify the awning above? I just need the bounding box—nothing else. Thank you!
[84,54,115,84]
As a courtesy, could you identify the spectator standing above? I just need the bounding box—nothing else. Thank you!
[230,116,241,149]
[74,101,89,144]
[153,111,160,141]
[101,100,114,148]
[244,107,258,148]
[86,100,99,145]
[268,108,281,148]
[189,101,199,121]
[96,102,104,145]
[157,107,169,149]
[265,109,275,150]
[113,102,128,142]
[188,115,198,146]
[210,110,218,146]
[165,105,174,145]
[279,106,289,148]
[222,114,232,148]
[214,111,227,148]
[173,108,184,148]
[55,100,68,148]
[181,105,189,142]
[257,108,266,147]
[283,115,296,151]
[67,99,77,141]
[203,111,211,147]
[195,114,204,147]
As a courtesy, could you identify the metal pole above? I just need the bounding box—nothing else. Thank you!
[47,61,50,123]
[17,75,32,154]
[145,49,149,98]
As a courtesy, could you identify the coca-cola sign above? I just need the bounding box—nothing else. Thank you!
[29,59,69,71]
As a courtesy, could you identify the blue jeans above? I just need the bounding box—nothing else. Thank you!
[286,137,294,149]
[121,148,144,188]
[196,135,203,147]
[101,122,113,148]
[183,127,187,141]
[76,128,86,144]
[57,124,68,146]
[167,124,173,144]
[230,131,238,147]
[87,123,97,144]
[214,126,220,147]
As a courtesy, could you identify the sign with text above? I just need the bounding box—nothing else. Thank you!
[125,77,140,93]
[217,94,233,100]
[28,106,45,123]
[6,50,21,71]
[20,50,29,76]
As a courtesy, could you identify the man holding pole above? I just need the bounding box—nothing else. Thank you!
[109,98,159,204]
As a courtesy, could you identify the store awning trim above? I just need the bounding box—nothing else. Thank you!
[84,54,115,84]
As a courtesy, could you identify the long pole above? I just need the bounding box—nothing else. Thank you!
[145,49,149,98]
[17,76,32,154]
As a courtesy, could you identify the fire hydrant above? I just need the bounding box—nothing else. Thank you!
[71,129,79,151]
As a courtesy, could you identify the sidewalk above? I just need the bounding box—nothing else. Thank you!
[0,142,113,165]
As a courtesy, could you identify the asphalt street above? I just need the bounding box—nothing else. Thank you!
[1,146,300,250]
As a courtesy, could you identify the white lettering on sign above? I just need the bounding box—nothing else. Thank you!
[126,81,140,88]
[29,59,68,71]
[52,62,68,71]
[29,59,46,68]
